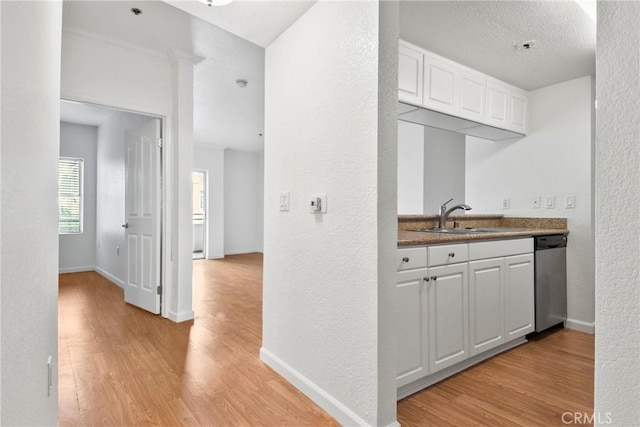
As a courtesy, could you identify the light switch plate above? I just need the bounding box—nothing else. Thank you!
[279,192,290,211]
[545,196,556,209]
[565,195,575,209]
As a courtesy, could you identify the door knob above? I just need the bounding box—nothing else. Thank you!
[122,223,129,229]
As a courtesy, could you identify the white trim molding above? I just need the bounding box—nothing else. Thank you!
[59,266,95,274]
[168,310,195,323]
[94,266,124,288]
[565,318,595,334]
[260,347,393,427]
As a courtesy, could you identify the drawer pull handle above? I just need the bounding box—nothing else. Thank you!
[431,276,438,281]
[402,257,410,263]
[448,252,455,258]
[423,277,430,282]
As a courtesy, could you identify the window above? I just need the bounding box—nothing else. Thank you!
[58,157,83,234]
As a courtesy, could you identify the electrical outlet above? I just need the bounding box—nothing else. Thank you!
[309,194,327,214]
[116,246,120,256]
[532,196,541,209]
[502,197,510,209]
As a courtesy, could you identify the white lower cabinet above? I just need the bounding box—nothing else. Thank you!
[469,258,505,356]
[505,253,535,339]
[427,263,469,373]
[396,268,429,387]
[397,238,535,392]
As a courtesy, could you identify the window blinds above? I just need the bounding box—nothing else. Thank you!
[59,157,83,234]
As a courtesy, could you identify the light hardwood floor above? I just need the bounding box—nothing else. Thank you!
[59,253,593,426]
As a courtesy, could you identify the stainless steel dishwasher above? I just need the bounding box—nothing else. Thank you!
[534,235,567,332]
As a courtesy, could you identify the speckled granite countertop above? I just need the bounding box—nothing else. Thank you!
[398,214,568,246]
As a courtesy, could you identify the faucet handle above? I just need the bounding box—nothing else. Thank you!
[440,198,454,213]
[441,198,454,207]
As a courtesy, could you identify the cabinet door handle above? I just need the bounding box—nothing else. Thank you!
[122,223,129,229]
[423,277,430,282]
[431,276,437,281]
[402,257,410,263]
[448,252,455,258]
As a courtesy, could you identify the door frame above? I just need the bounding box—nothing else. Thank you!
[192,169,208,259]
[61,96,172,319]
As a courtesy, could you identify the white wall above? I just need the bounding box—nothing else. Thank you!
[193,144,225,259]
[595,2,640,424]
[466,76,594,331]
[423,126,466,214]
[397,121,466,215]
[262,1,398,425]
[224,149,263,254]
[59,122,97,273]
[398,121,424,214]
[1,2,61,424]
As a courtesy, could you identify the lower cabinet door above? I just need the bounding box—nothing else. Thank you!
[396,268,430,387]
[469,258,505,356]
[505,253,535,339]
[427,263,469,373]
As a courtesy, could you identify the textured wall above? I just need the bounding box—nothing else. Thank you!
[1,2,62,424]
[595,2,640,424]
[59,122,98,272]
[466,76,594,330]
[262,0,397,425]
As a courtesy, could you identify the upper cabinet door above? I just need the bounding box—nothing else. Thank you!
[485,81,509,129]
[508,91,529,134]
[423,54,457,115]
[398,42,424,106]
[458,71,486,123]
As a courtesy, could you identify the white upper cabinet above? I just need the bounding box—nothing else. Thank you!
[423,55,458,115]
[485,81,509,129]
[398,40,529,136]
[398,42,424,106]
[508,91,529,134]
[458,70,486,123]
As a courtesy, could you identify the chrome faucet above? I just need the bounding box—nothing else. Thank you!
[438,198,472,228]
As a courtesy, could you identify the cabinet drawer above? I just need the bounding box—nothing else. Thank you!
[428,244,468,267]
[397,247,428,271]
[469,238,533,261]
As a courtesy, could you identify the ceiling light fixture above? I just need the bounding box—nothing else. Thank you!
[235,79,248,88]
[203,0,234,7]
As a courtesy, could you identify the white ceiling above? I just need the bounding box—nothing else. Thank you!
[61,1,596,150]
[399,1,596,91]
[62,0,267,151]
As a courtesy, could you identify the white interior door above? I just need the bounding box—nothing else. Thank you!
[124,117,161,314]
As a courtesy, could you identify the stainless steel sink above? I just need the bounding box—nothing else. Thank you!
[408,227,523,234]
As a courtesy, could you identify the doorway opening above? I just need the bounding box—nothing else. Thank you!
[192,170,208,260]
[58,99,165,315]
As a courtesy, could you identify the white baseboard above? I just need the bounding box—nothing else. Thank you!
[59,266,94,274]
[94,267,124,288]
[206,253,225,260]
[565,318,595,334]
[224,248,262,256]
[260,347,392,427]
[168,310,194,323]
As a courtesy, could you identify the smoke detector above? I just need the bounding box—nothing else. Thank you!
[516,40,537,51]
